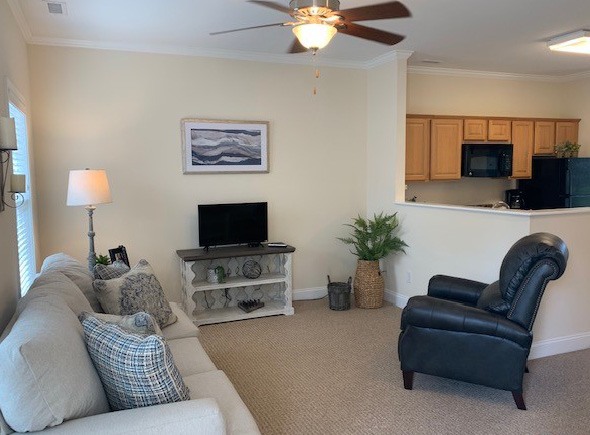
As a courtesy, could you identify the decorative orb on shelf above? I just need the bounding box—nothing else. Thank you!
[242,260,262,279]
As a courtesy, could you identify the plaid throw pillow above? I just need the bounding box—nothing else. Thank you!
[80,316,190,411]
[94,263,130,280]
[78,311,163,336]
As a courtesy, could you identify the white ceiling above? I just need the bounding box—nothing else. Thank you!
[9,0,590,76]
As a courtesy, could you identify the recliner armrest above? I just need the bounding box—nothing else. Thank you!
[427,275,488,306]
[401,296,532,348]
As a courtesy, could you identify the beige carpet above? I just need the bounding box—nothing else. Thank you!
[199,299,590,435]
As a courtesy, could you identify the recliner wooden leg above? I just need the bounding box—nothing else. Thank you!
[525,365,530,373]
[403,371,414,390]
[512,391,526,410]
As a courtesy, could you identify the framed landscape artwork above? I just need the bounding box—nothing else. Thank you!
[181,119,269,174]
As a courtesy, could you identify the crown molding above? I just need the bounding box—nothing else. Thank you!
[28,36,371,69]
[20,35,590,80]
[408,65,590,83]
[7,0,32,43]
[365,50,414,69]
[407,65,564,82]
[560,69,590,82]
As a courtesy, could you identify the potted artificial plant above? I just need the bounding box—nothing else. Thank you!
[338,213,407,309]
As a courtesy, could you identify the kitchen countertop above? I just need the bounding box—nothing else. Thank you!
[396,201,590,216]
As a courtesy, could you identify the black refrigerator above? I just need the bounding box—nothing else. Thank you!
[518,157,590,209]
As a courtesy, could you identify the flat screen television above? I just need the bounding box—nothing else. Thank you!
[198,202,268,248]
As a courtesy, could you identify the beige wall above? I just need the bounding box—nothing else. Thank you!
[563,76,590,157]
[405,72,568,205]
[0,2,31,331]
[29,45,367,301]
[407,72,566,118]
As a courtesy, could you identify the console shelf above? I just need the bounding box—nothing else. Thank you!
[177,245,295,325]
[193,272,286,291]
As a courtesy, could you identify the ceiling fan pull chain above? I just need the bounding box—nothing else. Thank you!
[312,51,320,95]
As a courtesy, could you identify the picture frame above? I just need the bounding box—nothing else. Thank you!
[108,245,130,267]
[181,119,269,174]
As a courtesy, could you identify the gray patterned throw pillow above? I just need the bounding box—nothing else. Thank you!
[93,260,177,328]
[80,316,190,411]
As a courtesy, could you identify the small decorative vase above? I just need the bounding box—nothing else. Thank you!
[207,267,218,283]
[354,260,384,309]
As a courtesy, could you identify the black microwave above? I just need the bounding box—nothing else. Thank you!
[462,144,513,177]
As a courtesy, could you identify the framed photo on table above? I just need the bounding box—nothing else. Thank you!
[181,119,269,174]
[108,245,130,267]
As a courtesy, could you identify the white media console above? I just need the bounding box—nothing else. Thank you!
[177,244,296,325]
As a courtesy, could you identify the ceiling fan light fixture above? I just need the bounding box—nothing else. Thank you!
[548,30,590,54]
[292,23,337,50]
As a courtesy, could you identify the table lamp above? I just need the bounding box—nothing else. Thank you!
[67,169,112,270]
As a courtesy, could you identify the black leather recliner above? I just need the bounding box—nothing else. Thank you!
[398,232,568,410]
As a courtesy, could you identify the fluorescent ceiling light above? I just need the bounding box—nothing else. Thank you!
[548,30,590,54]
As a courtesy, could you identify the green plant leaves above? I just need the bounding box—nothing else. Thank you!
[338,212,408,261]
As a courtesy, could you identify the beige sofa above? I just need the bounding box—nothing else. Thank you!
[0,254,260,435]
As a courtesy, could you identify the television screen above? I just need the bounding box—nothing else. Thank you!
[198,202,268,248]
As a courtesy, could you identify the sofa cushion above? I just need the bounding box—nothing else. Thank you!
[41,253,103,312]
[162,302,200,340]
[81,316,190,411]
[93,260,177,328]
[22,271,93,316]
[184,370,260,435]
[0,297,110,433]
[94,262,130,280]
[79,311,162,336]
[167,337,217,377]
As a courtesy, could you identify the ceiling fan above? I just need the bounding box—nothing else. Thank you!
[211,0,411,54]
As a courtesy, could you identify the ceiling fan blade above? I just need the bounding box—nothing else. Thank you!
[248,1,292,15]
[338,1,411,22]
[288,38,308,53]
[338,22,404,45]
[210,22,286,36]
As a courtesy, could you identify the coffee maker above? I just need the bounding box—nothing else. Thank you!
[505,189,525,209]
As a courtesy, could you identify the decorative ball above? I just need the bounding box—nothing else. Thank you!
[242,260,262,279]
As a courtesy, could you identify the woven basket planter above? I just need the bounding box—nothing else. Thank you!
[354,260,384,309]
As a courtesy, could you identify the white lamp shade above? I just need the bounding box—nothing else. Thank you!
[67,169,112,206]
[292,23,337,50]
[0,117,17,150]
[10,174,26,193]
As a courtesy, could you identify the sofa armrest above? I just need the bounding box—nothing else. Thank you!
[427,275,488,306]
[35,399,225,435]
[401,296,532,348]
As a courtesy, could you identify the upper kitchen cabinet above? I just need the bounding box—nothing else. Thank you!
[406,118,430,181]
[534,121,556,154]
[488,120,511,141]
[555,121,579,145]
[430,119,463,180]
[511,121,534,178]
[464,119,487,141]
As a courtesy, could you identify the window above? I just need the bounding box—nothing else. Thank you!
[9,98,36,295]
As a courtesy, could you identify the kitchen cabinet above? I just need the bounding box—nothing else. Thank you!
[511,121,534,178]
[430,119,463,180]
[555,121,579,145]
[405,118,430,181]
[488,120,511,141]
[534,121,556,154]
[464,119,487,141]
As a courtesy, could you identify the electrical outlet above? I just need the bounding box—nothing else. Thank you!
[406,271,412,284]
